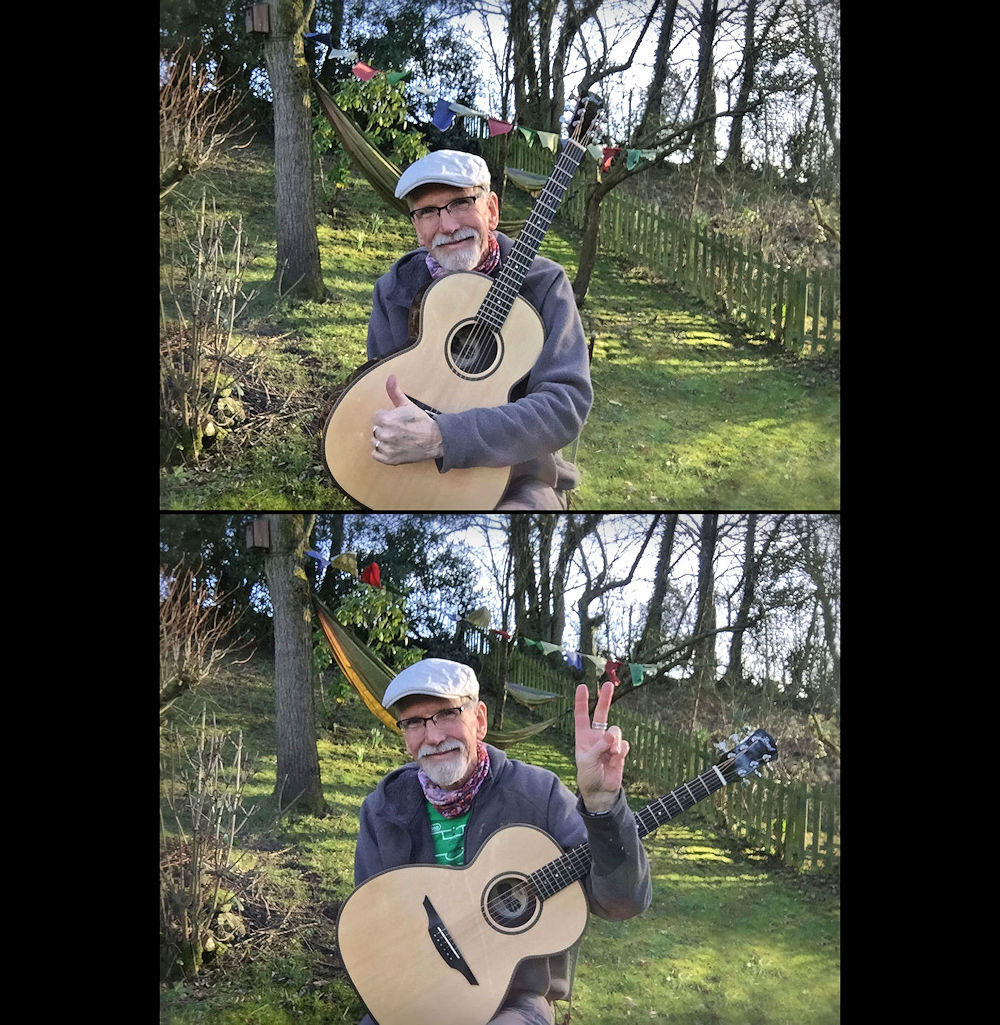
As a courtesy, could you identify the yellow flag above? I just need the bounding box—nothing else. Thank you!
[329,552,359,576]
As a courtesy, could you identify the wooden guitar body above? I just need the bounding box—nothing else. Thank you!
[336,824,588,1025]
[322,271,544,510]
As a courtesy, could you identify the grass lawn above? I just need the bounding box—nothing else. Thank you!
[159,661,840,1024]
[159,142,839,511]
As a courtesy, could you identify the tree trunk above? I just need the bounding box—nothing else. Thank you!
[637,514,678,661]
[634,0,680,145]
[690,514,718,728]
[264,0,325,299]
[721,514,757,686]
[264,513,326,815]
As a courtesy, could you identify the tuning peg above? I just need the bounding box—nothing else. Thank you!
[714,740,730,752]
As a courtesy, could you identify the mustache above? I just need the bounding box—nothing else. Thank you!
[417,738,464,759]
[431,226,478,248]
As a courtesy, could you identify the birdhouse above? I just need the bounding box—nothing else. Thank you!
[245,4,270,35]
[246,517,271,551]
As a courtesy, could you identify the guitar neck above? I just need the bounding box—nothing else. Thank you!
[479,139,587,330]
[527,762,731,901]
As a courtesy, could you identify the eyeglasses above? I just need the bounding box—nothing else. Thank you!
[395,701,473,733]
[408,193,482,225]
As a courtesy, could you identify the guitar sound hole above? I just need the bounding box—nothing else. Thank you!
[446,320,501,379]
[482,874,539,934]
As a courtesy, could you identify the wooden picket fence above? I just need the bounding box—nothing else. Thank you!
[483,135,840,357]
[466,628,840,873]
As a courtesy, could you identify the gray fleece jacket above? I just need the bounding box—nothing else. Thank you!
[365,232,593,490]
[350,743,652,1023]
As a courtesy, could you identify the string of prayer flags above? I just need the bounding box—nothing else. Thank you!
[310,39,677,169]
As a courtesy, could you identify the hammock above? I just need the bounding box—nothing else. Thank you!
[313,596,561,748]
[311,78,527,236]
[504,681,559,708]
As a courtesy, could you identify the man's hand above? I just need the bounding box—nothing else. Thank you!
[371,374,445,464]
[574,681,630,814]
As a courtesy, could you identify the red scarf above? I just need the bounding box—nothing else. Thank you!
[418,741,490,818]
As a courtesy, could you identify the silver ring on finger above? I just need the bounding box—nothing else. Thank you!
[591,721,609,730]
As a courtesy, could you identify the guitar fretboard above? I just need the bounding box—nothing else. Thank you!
[526,761,732,902]
[475,139,587,332]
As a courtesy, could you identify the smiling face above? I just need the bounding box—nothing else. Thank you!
[396,693,489,788]
[407,183,500,272]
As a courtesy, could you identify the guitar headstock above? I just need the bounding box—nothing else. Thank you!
[715,727,778,782]
[561,90,604,148]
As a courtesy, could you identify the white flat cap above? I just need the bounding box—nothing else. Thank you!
[382,658,481,709]
[394,150,491,199]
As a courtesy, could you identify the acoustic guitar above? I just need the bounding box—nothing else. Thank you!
[322,94,603,510]
[336,728,777,1025]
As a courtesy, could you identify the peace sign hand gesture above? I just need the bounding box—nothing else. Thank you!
[574,681,630,814]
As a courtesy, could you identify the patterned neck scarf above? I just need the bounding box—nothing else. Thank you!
[425,232,501,280]
[418,741,490,818]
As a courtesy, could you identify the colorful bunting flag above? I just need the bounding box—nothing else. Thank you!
[330,552,359,576]
[448,101,491,119]
[488,118,513,136]
[304,549,331,574]
[601,147,621,172]
[432,99,455,130]
[359,562,381,588]
[352,61,378,81]
[462,606,491,629]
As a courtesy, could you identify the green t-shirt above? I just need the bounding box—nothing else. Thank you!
[427,803,471,866]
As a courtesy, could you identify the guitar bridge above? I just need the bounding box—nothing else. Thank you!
[422,895,478,986]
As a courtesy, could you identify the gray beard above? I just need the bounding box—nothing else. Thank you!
[430,228,483,272]
[418,738,473,788]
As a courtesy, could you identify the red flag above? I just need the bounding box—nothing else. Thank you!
[601,147,621,172]
[359,563,381,588]
[490,628,512,641]
[604,659,625,686]
[487,118,513,136]
[352,61,379,81]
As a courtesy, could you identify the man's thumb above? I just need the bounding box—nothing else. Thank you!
[385,374,409,408]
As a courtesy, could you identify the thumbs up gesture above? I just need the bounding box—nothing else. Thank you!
[371,374,445,464]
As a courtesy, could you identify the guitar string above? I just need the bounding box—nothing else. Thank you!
[456,155,579,375]
[452,136,590,377]
[475,763,739,920]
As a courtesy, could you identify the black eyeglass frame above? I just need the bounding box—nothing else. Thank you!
[395,700,474,732]
[407,191,484,223]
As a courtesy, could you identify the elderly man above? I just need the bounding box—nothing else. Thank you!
[366,150,593,510]
[350,658,651,1025]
